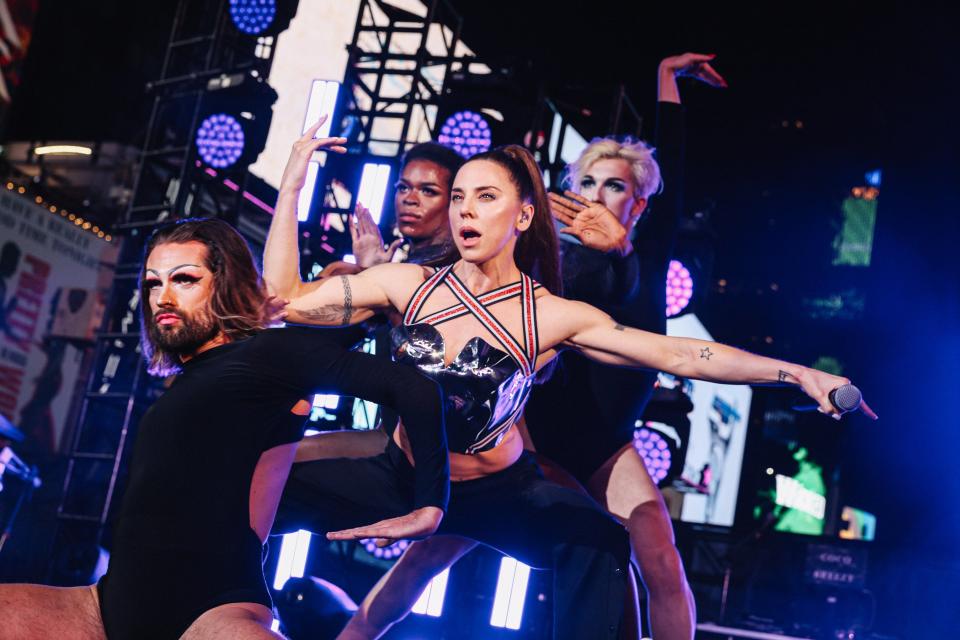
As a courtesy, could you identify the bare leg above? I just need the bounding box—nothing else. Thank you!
[180,602,281,639]
[588,444,696,640]
[294,429,388,464]
[0,584,105,640]
[337,535,477,640]
[535,453,641,640]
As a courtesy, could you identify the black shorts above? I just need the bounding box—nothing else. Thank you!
[274,441,630,639]
[97,525,272,640]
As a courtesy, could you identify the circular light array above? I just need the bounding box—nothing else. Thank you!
[633,424,672,484]
[438,110,491,158]
[196,114,245,169]
[229,0,276,35]
[666,259,693,317]
[360,538,410,560]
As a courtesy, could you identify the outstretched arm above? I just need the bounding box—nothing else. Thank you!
[546,297,876,420]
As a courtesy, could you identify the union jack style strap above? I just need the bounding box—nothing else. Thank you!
[519,273,539,368]
[417,280,543,326]
[442,269,536,378]
[402,266,450,326]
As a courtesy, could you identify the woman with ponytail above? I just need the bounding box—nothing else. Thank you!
[264,124,872,639]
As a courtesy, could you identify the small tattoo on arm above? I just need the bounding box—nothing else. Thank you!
[614,323,626,331]
[778,369,792,383]
[340,275,353,325]
[298,305,346,324]
[699,347,713,360]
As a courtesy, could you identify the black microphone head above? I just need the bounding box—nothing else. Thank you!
[829,384,862,412]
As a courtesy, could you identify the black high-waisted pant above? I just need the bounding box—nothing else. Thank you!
[274,442,629,640]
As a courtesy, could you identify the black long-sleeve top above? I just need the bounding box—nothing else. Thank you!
[116,326,449,556]
[523,102,684,475]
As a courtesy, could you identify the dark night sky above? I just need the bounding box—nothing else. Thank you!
[4,0,959,623]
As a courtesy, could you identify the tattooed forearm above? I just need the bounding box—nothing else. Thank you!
[340,275,353,325]
[614,323,626,331]
[297,305,347,324]
[296,277,354,325]
[699,347,713,360]
[778,369,797,384]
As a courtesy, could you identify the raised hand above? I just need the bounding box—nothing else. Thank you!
[658,52,728,104]
[326,506,444,547]
[278,115,347,195]
[662,52,728,87]
[549,190,632,256]
[350,202,404,268]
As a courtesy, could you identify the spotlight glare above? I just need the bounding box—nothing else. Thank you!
[411,568,450,617]
[229,0,276,35]
[438,110,492,158]
[633,425,673,484]
[196,113,245,169]
[34,144,93,156]
[273,529,312,591]
[490,557,530,630]
[303,80,341,140]
[665,259,694,317]
[357,163,392,224]
[360,538,409,560]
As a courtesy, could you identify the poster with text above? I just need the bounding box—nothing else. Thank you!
[0,190,117,452]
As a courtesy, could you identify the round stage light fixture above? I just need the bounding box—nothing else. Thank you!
[633,424,673,484]
[229,0,277,35]
[666,259,694,317]
[195,113,246,169]
[438,110,492,158]
[360,538,409,560]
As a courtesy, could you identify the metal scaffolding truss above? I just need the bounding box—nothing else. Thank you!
[341,0,471,157]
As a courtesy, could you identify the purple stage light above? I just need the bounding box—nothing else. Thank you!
[229,0,276,35]
[438,110,492,158]
[196,114,245,169]
[633,425,673,484]
[361,538,410,560]
[666,259,694,317]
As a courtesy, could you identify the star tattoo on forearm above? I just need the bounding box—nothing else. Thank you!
[699,347,713,360]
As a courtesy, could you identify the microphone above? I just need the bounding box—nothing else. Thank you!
[792,384,862,414]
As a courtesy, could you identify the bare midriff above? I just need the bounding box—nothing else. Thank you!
[393,422,524,481]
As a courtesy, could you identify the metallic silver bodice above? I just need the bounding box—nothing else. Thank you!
[390,322,533,454]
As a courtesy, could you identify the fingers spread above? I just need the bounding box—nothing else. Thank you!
[562,190,592,207]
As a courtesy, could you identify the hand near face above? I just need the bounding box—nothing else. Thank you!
[279,116,347,195]
[350,202,404,268]
[549,191,632,256]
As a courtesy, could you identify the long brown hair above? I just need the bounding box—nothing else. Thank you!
[140,218,268,376]
[468,145,562,297]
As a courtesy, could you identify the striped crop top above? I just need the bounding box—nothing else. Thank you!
[390,265,541,454]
